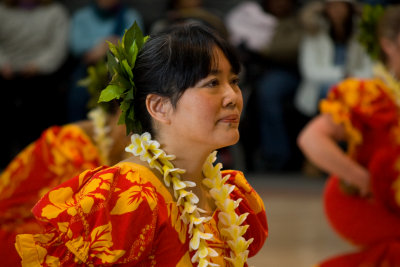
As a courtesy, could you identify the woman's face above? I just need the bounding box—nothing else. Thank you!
[169,47,243,150]
[96,0,119,9]
[325,2,351,25]
[384,33,400,79]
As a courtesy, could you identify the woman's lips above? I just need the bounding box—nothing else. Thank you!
[219,114,240,123]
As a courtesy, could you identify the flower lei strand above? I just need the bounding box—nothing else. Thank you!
[374,63,400,106]
[87,107,114,166]
[125,132,253,267]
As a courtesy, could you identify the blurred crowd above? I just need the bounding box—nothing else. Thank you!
[0,0,396,173]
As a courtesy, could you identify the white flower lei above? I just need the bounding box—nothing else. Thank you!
[125,132,253,267]
[87,107,114,165]
[374,63,400,106]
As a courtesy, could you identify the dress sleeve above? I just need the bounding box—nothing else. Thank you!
[0,125,100,222]
[15,164,160,266]
[223,170,268,257]
[320,78,398,154]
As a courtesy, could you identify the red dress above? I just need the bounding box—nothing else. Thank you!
[0,125,101,266]
[318,77,400,266]
[15,162,268,266]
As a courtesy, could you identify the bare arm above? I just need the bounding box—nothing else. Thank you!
[297,113,370,196]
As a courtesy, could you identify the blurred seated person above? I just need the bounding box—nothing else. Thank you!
[0,0,69,169]
[67,0,144,122]
[294,0,373,119]
[225,0,303,172]
[0,60,131,266]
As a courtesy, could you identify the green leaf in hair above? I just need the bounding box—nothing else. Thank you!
[106,51,118,76]
[98,21,148,134]
[110,73,131,90]
[99,84,126,102]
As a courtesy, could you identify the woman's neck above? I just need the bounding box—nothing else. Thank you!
[156,132,213,184]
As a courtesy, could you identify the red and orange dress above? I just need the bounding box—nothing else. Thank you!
[317,64,400,266]
[0,125,102,266]
[15,161,268,266]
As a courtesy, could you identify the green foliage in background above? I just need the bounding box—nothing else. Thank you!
[358,4,385,61]
[78,59,110,112]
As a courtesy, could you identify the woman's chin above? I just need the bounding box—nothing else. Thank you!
[217,132,240,149]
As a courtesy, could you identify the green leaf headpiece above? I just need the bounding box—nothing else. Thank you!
[98,21,149,135]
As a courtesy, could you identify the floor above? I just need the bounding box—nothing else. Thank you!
[244,172,355,267]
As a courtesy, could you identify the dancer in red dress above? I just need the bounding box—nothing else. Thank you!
[298,4,400,266]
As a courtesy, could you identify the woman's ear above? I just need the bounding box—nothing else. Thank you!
[145,94,172,125]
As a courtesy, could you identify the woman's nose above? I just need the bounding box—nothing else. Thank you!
[222,84,242,108]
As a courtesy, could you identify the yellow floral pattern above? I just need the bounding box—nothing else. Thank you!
[167,203,187,244]
[41,167,112,219]
[66,222,125,263]
[110,181,157,215]
[14,137,268,266]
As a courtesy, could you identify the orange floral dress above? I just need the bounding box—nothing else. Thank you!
[318,77,400,267]
[15,162,268,266]
[0,125,101,267]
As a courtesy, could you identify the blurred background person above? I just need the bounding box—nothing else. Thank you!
[297,4,400,266]
[0,0,69,169]
[294,0,373,119]
[225,0,303,172]
[67,0,143,122]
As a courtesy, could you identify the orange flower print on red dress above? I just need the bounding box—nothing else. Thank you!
[0,125,102,266]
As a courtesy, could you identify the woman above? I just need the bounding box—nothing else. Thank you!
[297,4,400,267]
[295,0,373,118]
[0,60,130,266]
[15,22,268,266]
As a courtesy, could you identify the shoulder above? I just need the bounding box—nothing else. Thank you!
[222,170,251,192]
[35,124,95,150]
[328,77,392,104]
[29,163,168,265]
[39,124,100,163]
[222,170,265,214]
[320,77,398,138]
[33,162,165,218]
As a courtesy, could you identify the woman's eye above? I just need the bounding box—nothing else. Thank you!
[206,79,219,87]
[231,77,240,86]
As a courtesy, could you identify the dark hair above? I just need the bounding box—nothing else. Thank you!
[324,2,356,43]
[132,22,241,136]
[377,4,400,63]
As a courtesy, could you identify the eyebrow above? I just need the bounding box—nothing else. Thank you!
[209,69,221,75]
[209,68,235,75]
